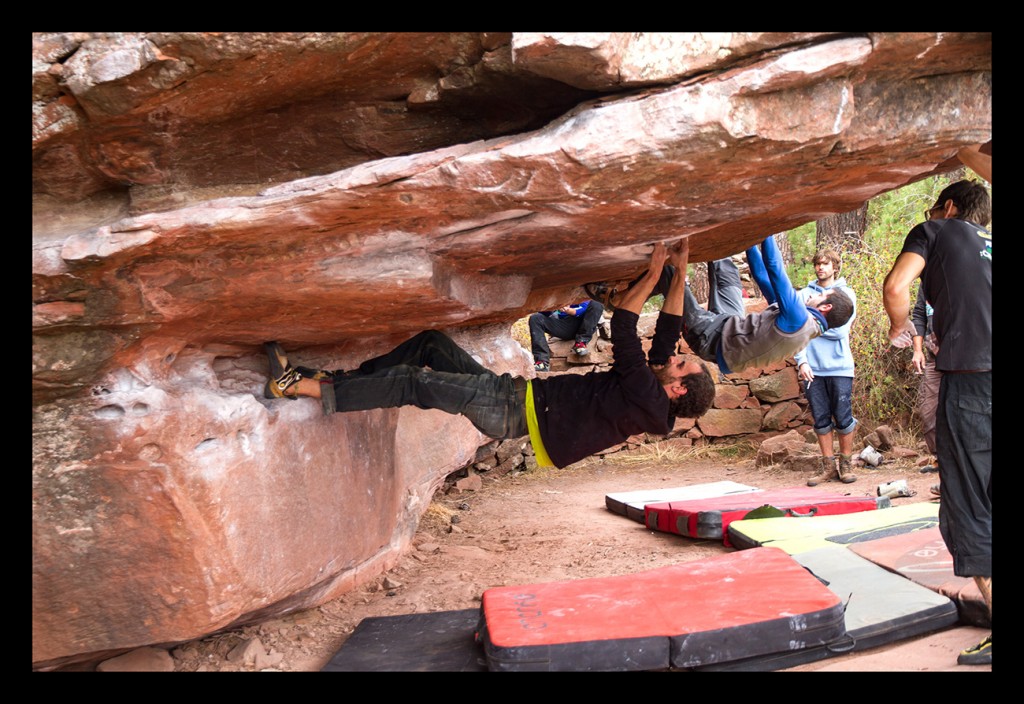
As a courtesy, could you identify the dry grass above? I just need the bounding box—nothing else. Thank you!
[419,501,458,535]
[509,316,531,350]
[603,439,759,466]
[881,426,927,453]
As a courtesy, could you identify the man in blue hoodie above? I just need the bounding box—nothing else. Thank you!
[795,248,858,486]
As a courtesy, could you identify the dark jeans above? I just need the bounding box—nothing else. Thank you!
[936,371,991,578]
[329,330,528,440]
[804,375,857,436]
[529,301,605,363]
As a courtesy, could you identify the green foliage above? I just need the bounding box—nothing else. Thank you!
[786,221,818,287]
[843,239,921,430]
[784,172,992,434]
[642,294,664,314]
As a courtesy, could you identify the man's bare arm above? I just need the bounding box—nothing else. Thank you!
[882,251,926,347]
[617,243,667,315]
[958,144,992,183]
[660,239,689,317]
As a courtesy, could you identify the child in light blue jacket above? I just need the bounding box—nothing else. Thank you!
[795,249,858,487]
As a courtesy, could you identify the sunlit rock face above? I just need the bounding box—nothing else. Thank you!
[31,32,990,668]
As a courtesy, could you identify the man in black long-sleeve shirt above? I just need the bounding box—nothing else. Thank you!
[263,241,716,469]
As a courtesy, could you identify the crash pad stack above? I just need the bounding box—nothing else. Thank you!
[324,483,972,671]
[604,481,759,523]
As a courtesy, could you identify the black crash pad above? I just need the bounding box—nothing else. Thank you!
[321,608,487,672]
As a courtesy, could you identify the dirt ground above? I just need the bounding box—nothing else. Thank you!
[154,442,990,673]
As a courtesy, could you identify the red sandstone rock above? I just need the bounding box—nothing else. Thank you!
[31,32,991,669]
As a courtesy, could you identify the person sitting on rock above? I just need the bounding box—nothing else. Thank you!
[261,241,715,470]
[595,235,854,375]
[529,298,605,372]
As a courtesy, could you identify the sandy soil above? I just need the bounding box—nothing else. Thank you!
[155,442,989,673]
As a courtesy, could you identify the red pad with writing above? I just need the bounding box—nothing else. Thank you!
[850,526,989,627]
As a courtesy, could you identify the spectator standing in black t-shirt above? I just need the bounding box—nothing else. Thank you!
[883,177,992,667]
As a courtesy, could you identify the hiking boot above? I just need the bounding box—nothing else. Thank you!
[957,635,991,665]
[807,456,838,486]
[263,341,303,399]
[836,453,857,483]
[534,360,550,372]
[930,483,941,497]
[573,340,589,356]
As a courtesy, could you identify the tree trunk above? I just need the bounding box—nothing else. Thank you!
[774,231,792,264]
[815,204,868,253]
[690,261,709,304]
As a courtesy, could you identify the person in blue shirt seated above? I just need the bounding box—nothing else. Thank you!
[529,298,605,372]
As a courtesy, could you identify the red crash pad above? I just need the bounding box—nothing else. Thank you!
[849,526,990,627]
[478,547,846,671]
[645,486,888,546]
